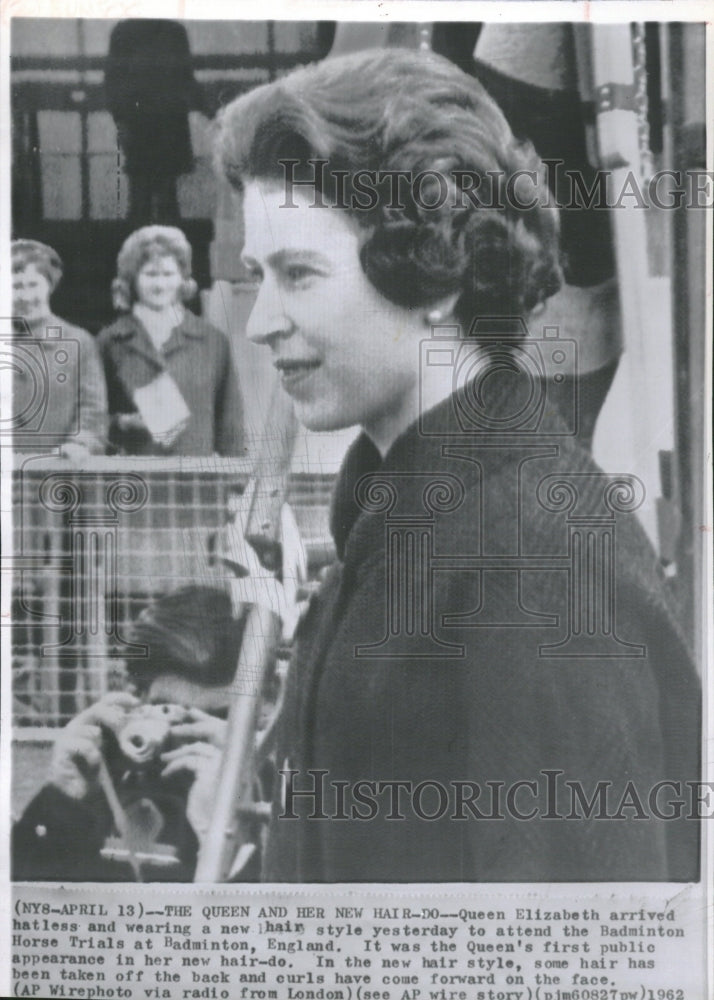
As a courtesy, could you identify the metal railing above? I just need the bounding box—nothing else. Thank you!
[9,457,333,728]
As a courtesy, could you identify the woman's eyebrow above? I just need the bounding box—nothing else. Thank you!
[242,248,330,270]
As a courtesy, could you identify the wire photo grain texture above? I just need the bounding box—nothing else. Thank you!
[3,11,711,1000]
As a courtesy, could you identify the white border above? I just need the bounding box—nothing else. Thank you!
[0,6,711,999]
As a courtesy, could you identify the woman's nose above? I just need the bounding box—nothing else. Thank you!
[246,282,293,346]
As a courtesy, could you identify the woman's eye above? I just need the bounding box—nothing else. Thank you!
[285,266,314,285]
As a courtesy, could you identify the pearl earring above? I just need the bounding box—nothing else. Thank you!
[424,309,444,326]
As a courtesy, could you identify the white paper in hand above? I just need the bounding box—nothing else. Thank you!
[133,372,191,447]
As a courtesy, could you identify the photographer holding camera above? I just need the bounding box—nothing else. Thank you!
[12,586,246,882]
[11,240,107,458]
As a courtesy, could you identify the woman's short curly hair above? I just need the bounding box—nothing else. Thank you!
[12,239,63,292]
[112,225,198,311]
[215,48,562,332]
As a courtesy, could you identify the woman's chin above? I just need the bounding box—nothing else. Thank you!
[141,300,177,311]
[292,401,358,435]
[16,308,50,325]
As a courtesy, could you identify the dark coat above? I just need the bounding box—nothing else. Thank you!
[263,371,700,882]
[105,19,200,178]
[98,310,246,457]
[12,762,197,882]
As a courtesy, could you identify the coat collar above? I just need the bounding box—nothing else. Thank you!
[104,310,207,373]
[329,362,561,560]
[329,389,463,561]
[13,313,63,337]
[107,309,207,343]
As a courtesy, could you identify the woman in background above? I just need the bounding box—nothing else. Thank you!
[11,239,107,457]
[211,48,700,883]
[98,226,245,457]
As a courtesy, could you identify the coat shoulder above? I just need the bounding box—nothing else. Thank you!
[97,315,135,345]
[184,314,230,345]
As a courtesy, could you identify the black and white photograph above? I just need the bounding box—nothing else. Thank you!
[1,4,711,998]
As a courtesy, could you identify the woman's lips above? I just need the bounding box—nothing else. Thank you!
[275,358,321,390]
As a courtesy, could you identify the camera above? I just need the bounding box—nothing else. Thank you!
[0,317,81,446]
[113,702,189,766]
[419,317,578,438]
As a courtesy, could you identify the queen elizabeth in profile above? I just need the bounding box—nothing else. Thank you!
[207,47,699,883]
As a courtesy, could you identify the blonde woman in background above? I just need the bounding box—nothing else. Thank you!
[99,226,245,457]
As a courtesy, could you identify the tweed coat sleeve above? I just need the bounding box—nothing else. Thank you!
[263,493,699,882]
[273,554,697,883]
[262,403,700,883]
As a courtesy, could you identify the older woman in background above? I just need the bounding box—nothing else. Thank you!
[11,239,107,457]
[211,48,700,883]
[98,225,245,457]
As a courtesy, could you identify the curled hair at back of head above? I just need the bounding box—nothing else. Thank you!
[11,239,63,292]
[215,48,562,332]
[112,225,198,311]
